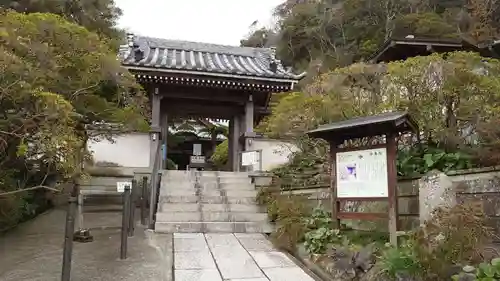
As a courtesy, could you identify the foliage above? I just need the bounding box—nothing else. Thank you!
[303,208,341,254]
[453,258,500,281]
[378,241,423,280]
[166,158,176,170]
[268,194,310,252]
[397,144,473,177]
[1,0,124,44]
[243,0,500,71]
[0,11,147,181]
[268,136,330,189]
[376,204,494,281]
[210,139,228,169]
[412,204,493,280]
[240,27,275,48]
[261,52,500,171]
[0,11,147,228]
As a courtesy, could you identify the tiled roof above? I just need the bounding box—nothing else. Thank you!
[307,111,419,140]
[119,35,305,82]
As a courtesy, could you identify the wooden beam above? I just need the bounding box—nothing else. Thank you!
[157,86,249,104]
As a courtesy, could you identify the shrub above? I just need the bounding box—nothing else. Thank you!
[304,227,340,254]
[453,258,500,281]
[378,241,422,280]
[270,195,310,252]
[413,204,493,280]
[303,207,341,254]
[210,140,228,169]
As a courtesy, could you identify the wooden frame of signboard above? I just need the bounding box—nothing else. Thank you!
[307,111,418,245]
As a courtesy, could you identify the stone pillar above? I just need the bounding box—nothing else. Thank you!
[231,115,241,172]
[418,170,457,224]
[149,88,161,170]
[245,94,254,133]
[161,112,168,170]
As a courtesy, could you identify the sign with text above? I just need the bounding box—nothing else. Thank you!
[193,143,202,156]
[336,147,388,198]
[241,151,258,166]
[190,155,205,164]
[116,181,132,193]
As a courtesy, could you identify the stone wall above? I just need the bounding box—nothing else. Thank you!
[262,167,500,233]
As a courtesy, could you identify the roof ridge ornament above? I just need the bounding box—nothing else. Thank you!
[126,33,145,62]
[117,32,135,60]
[269,46,278,72]
[127,32,135,47]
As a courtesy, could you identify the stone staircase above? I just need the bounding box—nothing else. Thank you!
[155,170,273,233]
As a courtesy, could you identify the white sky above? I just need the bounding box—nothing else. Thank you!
[116,0,283,46]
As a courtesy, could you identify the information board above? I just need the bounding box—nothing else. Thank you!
[193,143,202,156]
[116,181,132,193]
[336,147,388,198]
[190,155,205,164]
[241,151,258,166]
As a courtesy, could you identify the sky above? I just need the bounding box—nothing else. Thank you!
[115,0,283,46]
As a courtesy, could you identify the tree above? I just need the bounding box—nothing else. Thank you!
[1,0,123,43]
[260,52,500,167]
[241,0,500,73]
[240,27,276,48]
[210,140,228,170]
[0,11,148,189]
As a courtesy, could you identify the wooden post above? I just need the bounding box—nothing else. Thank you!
[329,141,340,229]
[386,133,399,246]
[61,183,79,281]
[120,185,131,259]
[128,180,137,237]
[76,192,83,230]
[140,176,148,226]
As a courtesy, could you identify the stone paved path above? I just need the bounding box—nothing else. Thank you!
[0,209,172,281]
[173,233,316,281]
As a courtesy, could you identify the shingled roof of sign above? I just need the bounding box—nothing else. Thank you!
[119,35,306,81]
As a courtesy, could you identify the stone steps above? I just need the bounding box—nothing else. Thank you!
[156,212,268,222]
[160,189,258,198]
[160,195,256,205]
[154,170,272,233]
[155,221,273,233]
[160,203,262,213]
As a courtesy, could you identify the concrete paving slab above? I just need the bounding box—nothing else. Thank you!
[206,235,265,279]
[174,250,216,269]
[175,269,222,281]
[263,267,316,281]
[227,279,269,281]
[173,233,204,239]
[234,233,267,239]
[238,237,276,252]
[249,251,297,268]
[171,233,318,281]
[205,233,241,248]
[0,209,172,281]
[174,237,209,252]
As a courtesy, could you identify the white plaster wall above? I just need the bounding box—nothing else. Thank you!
[247,138,298,171]
[87,133,150,168]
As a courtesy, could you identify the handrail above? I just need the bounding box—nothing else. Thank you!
[148,140,162,229]
[0,185,60,196]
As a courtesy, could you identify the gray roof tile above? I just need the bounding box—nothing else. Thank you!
[120,35,305,81]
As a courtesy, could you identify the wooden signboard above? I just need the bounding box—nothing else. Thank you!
[308,111,418,246]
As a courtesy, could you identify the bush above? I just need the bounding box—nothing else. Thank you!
[269,195,310,252]
[413,204,493,280]
[376,203,493,281]
[378,241,422,280]
[453,258,500,281]
[210,140,228,169]
[303,207,342,254]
